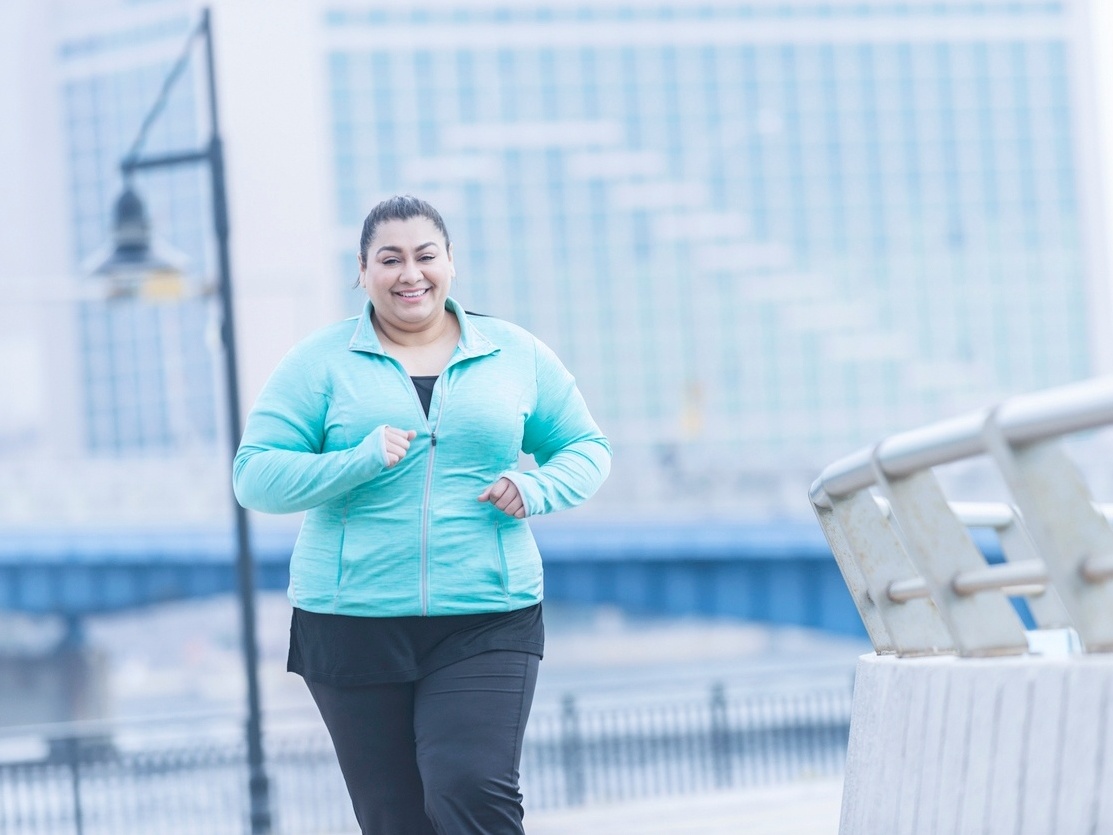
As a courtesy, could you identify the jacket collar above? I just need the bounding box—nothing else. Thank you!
[348,297,499,359]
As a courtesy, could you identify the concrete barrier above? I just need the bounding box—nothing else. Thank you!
[839,649,1113,834]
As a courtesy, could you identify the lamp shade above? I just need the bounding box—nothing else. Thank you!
[85,186,190,300]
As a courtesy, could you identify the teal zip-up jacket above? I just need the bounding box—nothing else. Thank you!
[233,298,611,617]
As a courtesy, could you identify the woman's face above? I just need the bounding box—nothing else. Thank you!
[359,216,454,335]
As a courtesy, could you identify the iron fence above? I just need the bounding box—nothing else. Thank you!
[0,683,851,835]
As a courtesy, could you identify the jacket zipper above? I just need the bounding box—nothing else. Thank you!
[388,362,437,614]
[420,380,448,615]
[387,350,466,615]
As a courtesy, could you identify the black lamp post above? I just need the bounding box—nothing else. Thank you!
[88,8,271,834]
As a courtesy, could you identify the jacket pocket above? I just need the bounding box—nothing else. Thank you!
[334,523,347,595]
[494,522,510,598]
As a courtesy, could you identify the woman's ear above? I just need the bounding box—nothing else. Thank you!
[353,254,366,290]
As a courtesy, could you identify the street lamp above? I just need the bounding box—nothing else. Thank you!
[88,186,190,300]
[86,8,272,834]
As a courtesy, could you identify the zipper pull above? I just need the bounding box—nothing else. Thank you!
[431,432,437,447]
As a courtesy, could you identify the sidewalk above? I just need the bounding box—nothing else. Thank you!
[527,777,844,835]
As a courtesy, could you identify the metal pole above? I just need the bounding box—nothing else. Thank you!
[560,694,585,806]
[200,9,272,833]
[67,736,84,835]
[709,682,732,789]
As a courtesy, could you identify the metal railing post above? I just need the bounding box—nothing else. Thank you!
[709,682,733,788]
[823,487,954,655]
[66,736,84,835]
[867,458,1028,657]
[559,694,585,806]
[981,411,1113,651]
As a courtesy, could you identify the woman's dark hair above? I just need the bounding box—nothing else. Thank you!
[358,195,451,266]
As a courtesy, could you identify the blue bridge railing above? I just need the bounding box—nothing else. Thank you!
[0,521,862,635]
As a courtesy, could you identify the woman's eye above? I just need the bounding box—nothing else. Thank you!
[420,254,435,261]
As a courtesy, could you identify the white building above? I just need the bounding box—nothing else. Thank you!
[2,0,1111,527]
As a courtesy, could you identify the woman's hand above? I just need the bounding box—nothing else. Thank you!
[478,477,526,518]
[382,426,417,467]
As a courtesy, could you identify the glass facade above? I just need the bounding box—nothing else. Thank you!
[323,0,1091,475]
[45,0,1099,510]
[60,18,218,454]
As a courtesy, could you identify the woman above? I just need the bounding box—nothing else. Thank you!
[233,195,611,834]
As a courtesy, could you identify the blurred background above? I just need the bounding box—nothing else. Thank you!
[2,0,1113,831]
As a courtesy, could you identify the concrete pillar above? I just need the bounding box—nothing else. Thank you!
[840,651,1113,834]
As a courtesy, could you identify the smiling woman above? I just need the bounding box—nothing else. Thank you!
[232,195,612,835]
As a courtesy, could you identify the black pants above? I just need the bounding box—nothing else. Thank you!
[305,650,540,835]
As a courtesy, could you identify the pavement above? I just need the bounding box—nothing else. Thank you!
[527,777,844,834]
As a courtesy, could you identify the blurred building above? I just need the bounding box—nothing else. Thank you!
[2,0,1110,526]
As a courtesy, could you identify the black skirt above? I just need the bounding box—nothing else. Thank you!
[288,603,544,686]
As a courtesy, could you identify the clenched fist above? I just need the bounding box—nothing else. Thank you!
[478,477,526,518]
[382,426,417,467]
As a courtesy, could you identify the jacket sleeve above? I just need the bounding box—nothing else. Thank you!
[500,338,611,516]
[232,351,389,514]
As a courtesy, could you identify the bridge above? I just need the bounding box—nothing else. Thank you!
[0,519,866,635]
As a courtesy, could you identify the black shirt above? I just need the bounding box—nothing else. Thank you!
[287,603,544,685]
[410,374,437,417]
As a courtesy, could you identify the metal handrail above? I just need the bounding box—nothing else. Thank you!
[810,377,1113,506]
[881,500,1113,603]
[810,377,1113,657]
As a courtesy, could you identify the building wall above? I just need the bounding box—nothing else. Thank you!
[312,0,1107,515]
[2,0,1110,527]
[0,0,79,458]
[318,1,1090,452]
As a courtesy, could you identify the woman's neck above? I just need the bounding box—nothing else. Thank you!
[373,310,455,349]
